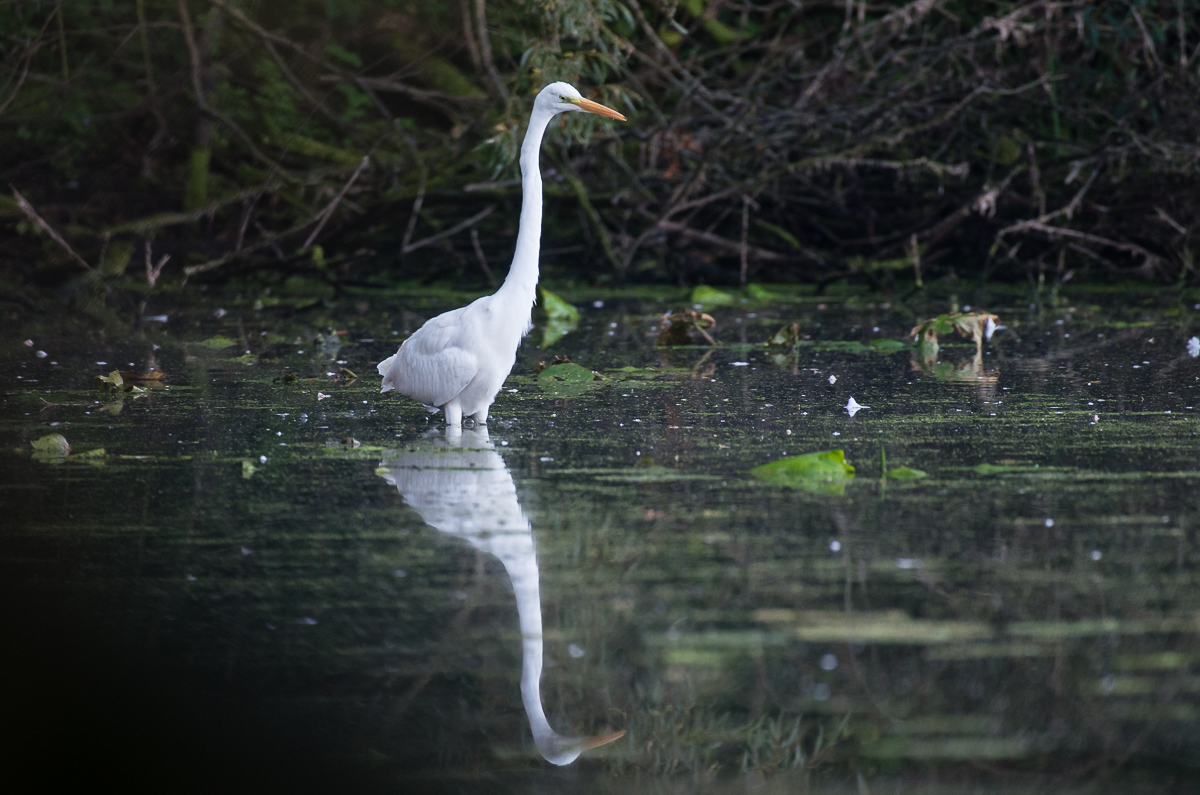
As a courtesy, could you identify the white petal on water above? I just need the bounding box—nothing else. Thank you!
[828,375,837,384]
[845,397,869,416]
[1188,337,1199,358]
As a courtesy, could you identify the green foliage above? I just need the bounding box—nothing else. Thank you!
[2,0,1199,295]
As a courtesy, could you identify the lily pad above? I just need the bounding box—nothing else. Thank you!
[870,339,911,354]
[197,335,237,349]
[690,285,735,308]
[540,287,580,323]
[539,288,580,348]
[751,450,855,493]
[972,463,1042,475]
[536,362,604,397]
[31,433,70,456]
[885,466,928,480]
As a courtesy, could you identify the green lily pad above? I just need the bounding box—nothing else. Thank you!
[539,288,580,348]
[972,463,1042,475]
[885,466,927,480]
[751,450,855,493]
[540,287,580,323]
[31,433,70,456]
[870,339,911,354]
[690,285,735,308]
[537,362,604,397]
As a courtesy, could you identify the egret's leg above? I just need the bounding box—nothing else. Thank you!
[476,405,489,425]
[444,401,463,427]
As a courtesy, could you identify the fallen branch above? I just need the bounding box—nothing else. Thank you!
[657,220,817,264]
[302,155,371,251]
[403,205,495,255]
[998,221,1159,267]
[11,187,91,270]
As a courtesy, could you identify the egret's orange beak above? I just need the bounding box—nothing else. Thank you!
[570,97,627,121]
[575,730,627,752]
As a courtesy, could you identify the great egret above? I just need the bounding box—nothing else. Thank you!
[378,83,626,425]
[379,426,625,765]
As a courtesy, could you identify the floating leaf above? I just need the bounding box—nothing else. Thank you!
[869,339,910,354]
[539,288,581,323]
[766,323,801,346]
[910,312,999,349]
[197,335,237,349]
[690,285,735,308]
[97,370,125,391]
[537,361,604,397]
[885,466,927,480]
[972,463,1041,475]
[31,433,70,456]
[658,310,716,346]
[751,450,855,493]
[241,459,256,479]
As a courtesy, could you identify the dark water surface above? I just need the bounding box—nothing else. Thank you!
[3,285,1200,793]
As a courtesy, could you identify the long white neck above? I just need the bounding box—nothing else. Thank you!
[498,106,555,306]
[496,551,568,763]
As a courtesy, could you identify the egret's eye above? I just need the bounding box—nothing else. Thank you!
[559,96,570,103]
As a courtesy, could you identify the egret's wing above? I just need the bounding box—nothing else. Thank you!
[378,307,479,407]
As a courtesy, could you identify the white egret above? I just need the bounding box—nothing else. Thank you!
[379,426,625,765]
[378,83,626,425]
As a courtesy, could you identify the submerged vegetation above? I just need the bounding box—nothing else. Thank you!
[2,0,1200,321]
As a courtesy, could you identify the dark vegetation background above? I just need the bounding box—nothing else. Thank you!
[1,0,1198,315]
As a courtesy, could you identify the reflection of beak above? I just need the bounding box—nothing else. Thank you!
[569,97,627,121]
[574,730,626,752]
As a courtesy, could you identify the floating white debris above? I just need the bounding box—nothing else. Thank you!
[214,308,227,318]
[568,643,586,659]
[35,350,47,358]
[829,539,842,552]
[317,392,330,400]
[1188,336,1200,358]
[820,654,838,671]
[731,361,750,366]
[1044,518,1055,528]
[845,397,869,417]
[828,375,837,384]
[896,558,921,569]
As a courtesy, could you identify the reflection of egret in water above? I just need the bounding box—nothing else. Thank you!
[378,427,624,765]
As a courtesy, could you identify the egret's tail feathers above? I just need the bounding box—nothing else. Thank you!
[377,352,399,393]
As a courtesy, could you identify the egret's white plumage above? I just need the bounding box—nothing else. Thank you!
[378,82,625,425]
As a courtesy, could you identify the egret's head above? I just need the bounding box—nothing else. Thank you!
[536,81,626,121]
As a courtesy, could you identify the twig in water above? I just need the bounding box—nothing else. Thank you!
[303,155,370,251]
[11,187,91,270]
